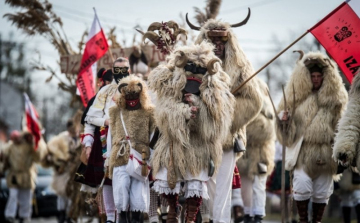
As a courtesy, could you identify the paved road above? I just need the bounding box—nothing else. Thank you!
[31,217,281,223]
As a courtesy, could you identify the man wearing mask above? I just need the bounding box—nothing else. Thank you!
[187,9,262,223]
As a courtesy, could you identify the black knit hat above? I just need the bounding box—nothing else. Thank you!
[97,68,113,82]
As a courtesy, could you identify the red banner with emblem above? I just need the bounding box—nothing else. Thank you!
[309,1,360,83]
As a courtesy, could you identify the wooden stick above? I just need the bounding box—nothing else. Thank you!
[266,89,280,122]
[281,134,286,223]
[231,30,309,95]
[108,47,115,63]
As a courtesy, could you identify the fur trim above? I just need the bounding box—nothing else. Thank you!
[149,42,235,178]
[333,70,360,169]
[276,51,348,177]
[237,79,275,179]
[47,131,70,163]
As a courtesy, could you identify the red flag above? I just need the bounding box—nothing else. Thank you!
[309,0,360,83]
[76,11,109,107]
[24,93,41,150]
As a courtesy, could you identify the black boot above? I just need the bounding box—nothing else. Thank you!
[131,211,142,223]
[57,210,66,223]
[243,214,253,223]
[295,199,309,223]
[119,211,129,223]
[342,206,351,223]
[233,206,244,223]
[312,202,326,223]
[355,204,360,223]
[253,215,263,223]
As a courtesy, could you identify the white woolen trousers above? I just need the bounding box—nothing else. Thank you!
[240,175,267,216]
[112,166,150,212]
[5,188,32,219]
[208,149,236,223]
[57,195,71,214]
[231,188,243,207]
[103,185,116,222]
[292,167,333,203]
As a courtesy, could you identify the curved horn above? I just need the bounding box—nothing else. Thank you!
[166,20,179,30]
[137,82,143,92]
[207,58,221,75]
[175,51,188,68]
[324,58,334,68]
[118,83,128,92]
[174,28,188,40]
[142,31,160,45]
[185,13,201,31]
[293,50,304,61]
[230,8,251,28]
[135,28,145,36]
[147,22,163,31]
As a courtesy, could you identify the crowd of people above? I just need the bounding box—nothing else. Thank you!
[1,11,360,223]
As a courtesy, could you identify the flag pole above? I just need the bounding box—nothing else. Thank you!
[93,7,114,63]
[231,30,309,94]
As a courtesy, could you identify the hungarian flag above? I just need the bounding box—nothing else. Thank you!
[24,93,41,150]
[76,11,109,107]
[309,0,360,83]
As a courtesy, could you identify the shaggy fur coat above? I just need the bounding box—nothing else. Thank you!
[237,79,275,179]
[195,19,262,152]
[108,75,155,177]
[148,42,235,178]
[3,133,43,189]
[45,131,80,196]
[333,71,360,170]
[276,52,348,178]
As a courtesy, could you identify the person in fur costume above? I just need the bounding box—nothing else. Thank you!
[81,59,129,223]
[3,131,43,223]
[276,51,348,223]
[107,75,155,223]
[186,10,263,222]
[233,78,275,223]
[333,70,360,223]
[148,41,235,223]
[43,120,80,223]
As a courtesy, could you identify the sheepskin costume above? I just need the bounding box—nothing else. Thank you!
[195,19,262,149]
[276,51,348,223]
[276,52,348,177]
[3,131,43,221]
[148,41,234,222]
[192,17,262,222]
[333,70,360,170]
[108,74,155,218]
[46,131,79,196]
[237,78,275,178]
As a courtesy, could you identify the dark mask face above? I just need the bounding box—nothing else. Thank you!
[184,77,202,96]
[184,62,207,75]
[113,66,130,83]
[209,36,227,59]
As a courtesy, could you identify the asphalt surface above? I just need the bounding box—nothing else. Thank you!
[30,217,280,223]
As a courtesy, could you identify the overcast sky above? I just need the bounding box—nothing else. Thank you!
[0,0,345,96]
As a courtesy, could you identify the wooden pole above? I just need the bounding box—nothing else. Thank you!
[107,47,115,63]
[281,136,287,223]
[231,30,309,94]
